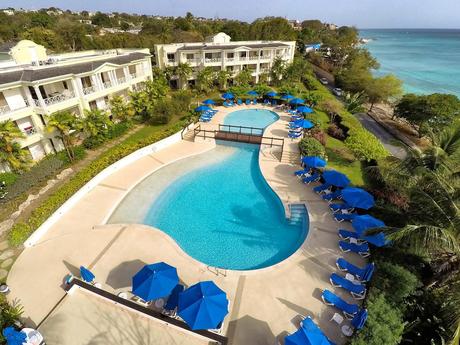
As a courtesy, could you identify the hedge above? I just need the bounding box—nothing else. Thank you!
[0,172,18,186]
[299,137,327,158]
[8,120,186,246]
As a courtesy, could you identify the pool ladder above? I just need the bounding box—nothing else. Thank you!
[207,266,227,277]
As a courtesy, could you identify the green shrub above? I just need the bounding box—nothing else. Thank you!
[8,222,32,247]
[299,137,326,158]
[4,156,64,201]
[8,121,186,247]
[83,135,105,149]
[351,294,405,345]
[345,128,389,161]
[372,261,420,305]
[0,172,18,186]
[56,145,86,165]
[106,122,131,139]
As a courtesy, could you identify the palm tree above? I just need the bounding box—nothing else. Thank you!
[174,63,192,89]
[109,96,134,124]
[82,109,112,139]
[216,70,231,90]
[196,67,214,94]
[269,57,286,86]
[46,111,82,162]
[0,120,30,171]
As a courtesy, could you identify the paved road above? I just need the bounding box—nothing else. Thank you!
[355,112,407,159]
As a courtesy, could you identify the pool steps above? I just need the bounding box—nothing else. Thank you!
[289,204,308,229]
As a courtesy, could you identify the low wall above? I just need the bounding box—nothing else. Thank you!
[24,124,193,248]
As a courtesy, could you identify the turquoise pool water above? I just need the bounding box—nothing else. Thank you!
[108,108,307,270]
[223,108,279,133]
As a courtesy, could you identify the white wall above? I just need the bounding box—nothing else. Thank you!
[3,88,27,110]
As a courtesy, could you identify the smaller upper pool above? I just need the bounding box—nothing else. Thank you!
[224,109,279,130]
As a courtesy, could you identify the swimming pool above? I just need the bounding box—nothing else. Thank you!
[223,108,279,133]
[108,109,308,270]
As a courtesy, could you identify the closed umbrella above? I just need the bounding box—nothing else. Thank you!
[302,156,326,168]
[2,327,27,345]
[80,266,95,283]
[351,309,368,330]
[322,170,350,188]
[222,92,234,99]
[202,99,215,105]
[352,215,385,236]
[341,187,375,210]
[178,281,229,330]
[285,317,334,345]
[194,105,211,112]
[297,105,314,114]
[266,91,277,97]
[363,232,389,247]
[132,262,179,301]
[289,98,305,105]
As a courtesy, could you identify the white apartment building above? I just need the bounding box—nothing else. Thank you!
[0,40,152,171]
[154,33,296,88]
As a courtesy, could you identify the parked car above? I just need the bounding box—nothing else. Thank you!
[320,78,328,85]
[333,88,343,97]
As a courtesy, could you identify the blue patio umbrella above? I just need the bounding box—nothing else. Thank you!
[281,94,294,100]
[299,119,315,129]
[302,156,327,168]
[285,317,334,345]
[80,266,95,283]
[222,92,234,99]
[289,98,305,105]
[297,105,314,114]
[363,232,389,247]
[266,91,277,97]
[351,309,368,330]
[247,90,258,96]
[132,262,179,301]
[322,170,350,188]
[178,281,229,330]
[2,327,27,345]
[202,99,216,105]
[352,215,385,236]
[194,105,211,112]
[341,187,375,210]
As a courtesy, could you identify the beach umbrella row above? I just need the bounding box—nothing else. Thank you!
[341,187,375,210]
[285,317,335,345]
[132,262,179,301]
[302,156,326,168]
[194,105,211,112]
[202,99,216,105]
[297,105,313,114]
[323,170,350,188]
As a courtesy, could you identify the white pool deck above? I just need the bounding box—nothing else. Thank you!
[7,104,364,345]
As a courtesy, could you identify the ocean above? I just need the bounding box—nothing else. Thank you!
[359,29,460,97]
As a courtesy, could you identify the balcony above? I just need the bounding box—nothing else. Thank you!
[83,86,96,95]
[249,56,259,61]
[204,58,222,63]
[103,81,113,89]
[116,76,127,85]
[130,73,138,80]
[0,99,30,115]
[43,91,75,106]
[225,58,235,63]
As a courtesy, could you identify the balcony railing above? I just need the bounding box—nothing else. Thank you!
[0,104,11,115]
[83,86,96,95]
[186,58,201,63]
[249,56,259,60]
[117,76,127,85]
[43,91,75,106]
[102,81,113,89]
[204,58,222,63]
[130,73,138,80]
[0,99,30,115]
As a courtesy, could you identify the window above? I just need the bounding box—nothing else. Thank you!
[38,86,47,99]
[239,52,247,58]
[28,86,38,100]
[205,53,213,60]
[167,53,175,61]
[227,53,234,59]
[186,53,194,60]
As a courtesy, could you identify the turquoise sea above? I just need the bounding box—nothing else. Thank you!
[360,29,460,97]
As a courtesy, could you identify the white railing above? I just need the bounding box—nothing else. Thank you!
[32,99,40,107]
[0,104,11,115]
[204,58,221,63]
[249,56,259,60]
[186,59,201,64]
[117,76,126,85]
[130,73,137,80]
[260,55,271,60]
[83,86,96,95]
[226,58,235,62]
[43,91,75,106]
[103,81,113,89]
[260,68,270,73]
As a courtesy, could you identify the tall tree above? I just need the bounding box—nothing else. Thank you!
[109,96,134,123]
[269,57,286,86]
[216,70,231,90]
[46,111,82,161]
[365,75,403,111]
[195,67,214,94]
[235,69,252,87]
[82,109,112,139]
[174,63,192,89]
[0,120,30,171]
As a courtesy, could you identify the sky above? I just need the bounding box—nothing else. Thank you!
[2,0,460,29]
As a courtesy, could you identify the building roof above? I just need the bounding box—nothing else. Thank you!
[177,42,290,51]
[0,52,149,84]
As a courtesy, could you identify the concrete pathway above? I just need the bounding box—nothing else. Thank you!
[7,106,366,345]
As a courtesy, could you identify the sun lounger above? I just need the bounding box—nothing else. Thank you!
[330,273,366,299]
[313,183,331,194]
[302,172,320,184]
[334,213,356,222]
[339,240,370,257]
[263,99,270,105]
[253,99,258,105]
[237,99,243,105]
[330,203,354,213]
[322,190,342,202]
[162,284,184,317]
[321,289,359,319]
[338,229,360,241]
[245,99,251,105]
[294,168,311,177]
[336,258,375,282]
[288,131,302,139]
